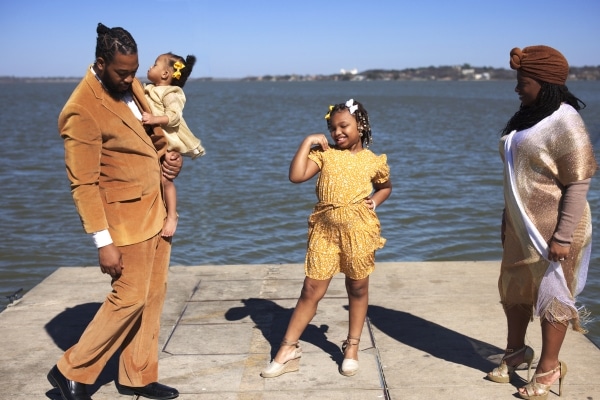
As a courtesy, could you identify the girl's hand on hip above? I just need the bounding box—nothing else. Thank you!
[365,197,376,210]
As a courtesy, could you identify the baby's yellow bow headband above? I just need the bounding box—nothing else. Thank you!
[172,61,185,80]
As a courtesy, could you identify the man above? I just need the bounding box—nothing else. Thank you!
[47,23,182,400]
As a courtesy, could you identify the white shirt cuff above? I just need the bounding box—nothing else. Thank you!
[92,229,113,248]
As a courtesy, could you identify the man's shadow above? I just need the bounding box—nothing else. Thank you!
[366,304,502,373]
[44,302,119,399]
[225,298,343,364]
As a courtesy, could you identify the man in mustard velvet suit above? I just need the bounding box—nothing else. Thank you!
[47,23,182,400]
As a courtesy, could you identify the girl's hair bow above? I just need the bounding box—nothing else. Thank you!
[172,61,185,80]
[345,98,358,115]
[324,105,334,120]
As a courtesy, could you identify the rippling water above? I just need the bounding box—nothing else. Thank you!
[1,80,599,346]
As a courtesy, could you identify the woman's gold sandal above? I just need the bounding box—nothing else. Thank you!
[488,345,535,383]
[340,336,360,376]
[260,340,302,378]
[519,361,567,400]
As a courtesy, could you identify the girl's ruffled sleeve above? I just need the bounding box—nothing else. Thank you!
[373,154,390,184]
[308,147,325,169]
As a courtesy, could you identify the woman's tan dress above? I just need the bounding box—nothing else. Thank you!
[499,104,597,331]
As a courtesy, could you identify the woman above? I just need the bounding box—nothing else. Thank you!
[488,45,597,399]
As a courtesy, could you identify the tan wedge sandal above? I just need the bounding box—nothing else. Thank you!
[260,340,302,378]
[340,336,360,376]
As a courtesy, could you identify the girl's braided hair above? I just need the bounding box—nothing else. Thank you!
[501,82,585,136]
[95,23,137,64]
[326,99,372,147]
[165,52,196,88]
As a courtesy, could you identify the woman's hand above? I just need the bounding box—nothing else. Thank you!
[548,239,570,262]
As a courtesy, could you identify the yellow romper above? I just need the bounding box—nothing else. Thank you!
[305,146,390,280]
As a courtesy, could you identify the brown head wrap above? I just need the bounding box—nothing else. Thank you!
[509,45,569,85]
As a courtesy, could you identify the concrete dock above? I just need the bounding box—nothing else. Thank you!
[0,261,599,399]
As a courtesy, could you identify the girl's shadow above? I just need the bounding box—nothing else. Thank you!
[225,297,343,363]
[224,299,504,374]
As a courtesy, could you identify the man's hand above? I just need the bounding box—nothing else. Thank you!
[162,151,183,180]
[98,243,123,278]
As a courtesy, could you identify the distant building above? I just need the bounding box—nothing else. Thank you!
[340,68,358,75]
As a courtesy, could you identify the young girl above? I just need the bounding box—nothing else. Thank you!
[143,52,205,237]
[261,99,392,378]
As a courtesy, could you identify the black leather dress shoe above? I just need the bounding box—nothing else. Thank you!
[47,365,92,400]
[117,382,179,399]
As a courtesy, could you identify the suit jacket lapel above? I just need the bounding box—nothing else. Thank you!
[87,71,156,150]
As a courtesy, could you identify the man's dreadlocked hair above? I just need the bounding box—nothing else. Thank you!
[326,99,373,147]
[95,23,137,64]
[501,81,585,136]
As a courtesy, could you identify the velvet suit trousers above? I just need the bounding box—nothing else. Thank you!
[57,233,171,386]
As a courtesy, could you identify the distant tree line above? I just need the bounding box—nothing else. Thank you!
[235,64,600,82]
[1,65,599,83]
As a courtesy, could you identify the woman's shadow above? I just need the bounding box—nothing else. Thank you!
[367,304,503,373]
[44,302,119,399]
[225,297,344,364]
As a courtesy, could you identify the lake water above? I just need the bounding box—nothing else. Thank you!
[1,79,599,347]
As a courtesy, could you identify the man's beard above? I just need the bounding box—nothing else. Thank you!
[102,78,130,100]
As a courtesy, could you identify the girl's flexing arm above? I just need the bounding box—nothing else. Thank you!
[289,134,329,183]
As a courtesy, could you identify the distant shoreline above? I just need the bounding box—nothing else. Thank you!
[2,64,599,83]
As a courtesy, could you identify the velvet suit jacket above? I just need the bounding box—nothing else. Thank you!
[59,67,168,246]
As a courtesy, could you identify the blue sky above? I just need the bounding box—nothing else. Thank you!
[1,0,599,79]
